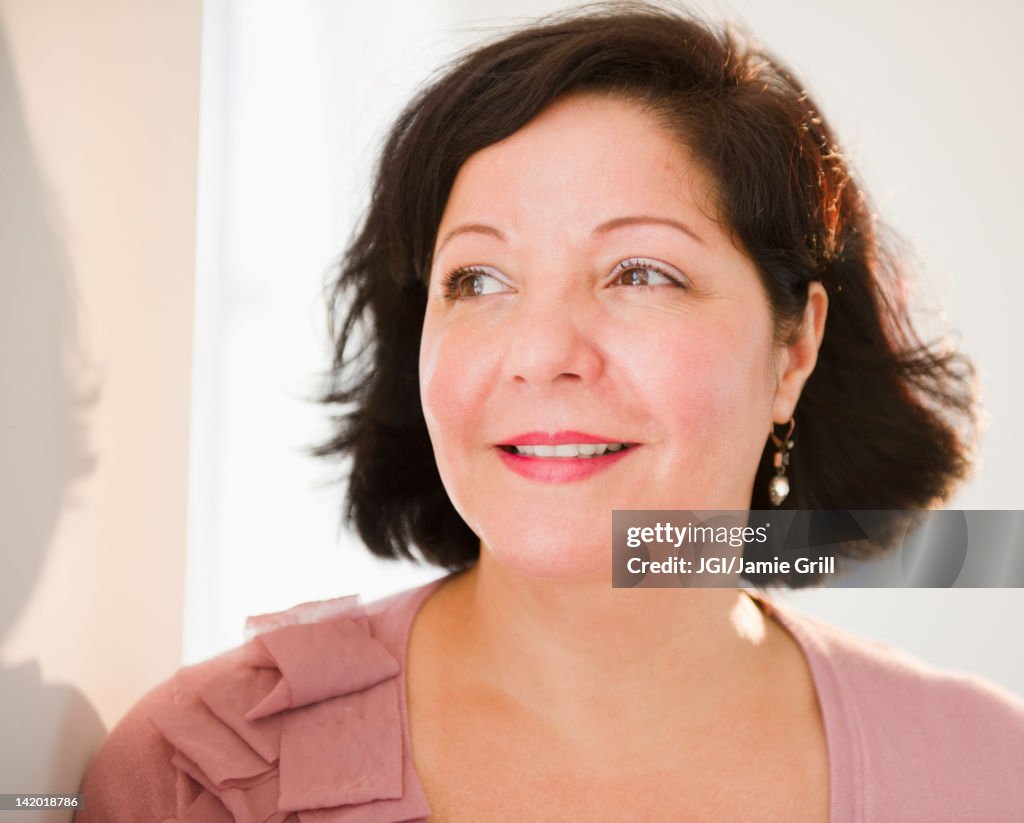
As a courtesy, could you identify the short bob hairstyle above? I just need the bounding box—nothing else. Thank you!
[314,3,977,584]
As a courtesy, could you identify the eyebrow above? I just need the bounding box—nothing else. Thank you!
[434,213,705,257]
[593,214,705,246]
[435,223,507,257]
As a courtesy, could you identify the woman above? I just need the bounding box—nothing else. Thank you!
[78,5,1024,821]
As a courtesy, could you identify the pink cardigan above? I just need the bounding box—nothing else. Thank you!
[77,578,1024,822]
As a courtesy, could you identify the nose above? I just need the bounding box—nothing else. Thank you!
[502,295,605,388]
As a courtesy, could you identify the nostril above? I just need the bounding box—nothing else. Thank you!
[512,370,583,384]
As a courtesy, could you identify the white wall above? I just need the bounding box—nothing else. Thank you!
[0,0,201,811]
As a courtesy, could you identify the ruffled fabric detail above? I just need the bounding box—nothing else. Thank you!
[148,596,430,822]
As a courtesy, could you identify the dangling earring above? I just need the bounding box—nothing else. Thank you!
[768,418,795,506]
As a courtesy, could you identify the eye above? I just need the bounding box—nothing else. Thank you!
[610,258,688,289]
[440,265,511,300]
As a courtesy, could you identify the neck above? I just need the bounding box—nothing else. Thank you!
[429,551,775,746]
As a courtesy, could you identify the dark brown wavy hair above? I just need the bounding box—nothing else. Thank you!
[312,3,977,584]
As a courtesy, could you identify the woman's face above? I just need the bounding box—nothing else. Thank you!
[420,94,805,578]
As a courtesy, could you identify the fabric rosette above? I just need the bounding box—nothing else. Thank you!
[147,596,430,822]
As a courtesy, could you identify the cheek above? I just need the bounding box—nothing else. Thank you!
[419,315,498,471]
[634,311,776,457]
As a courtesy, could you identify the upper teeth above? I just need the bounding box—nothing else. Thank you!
[509,443,630,457]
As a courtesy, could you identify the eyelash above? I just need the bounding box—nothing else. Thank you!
[611,258,689,289]
[439,257,689,300]
[439,265,501,301]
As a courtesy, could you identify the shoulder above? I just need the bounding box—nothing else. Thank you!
[797,606,1024,740]
[77,581,442,823]
[769,599,1024,818]
[75,676,185,822]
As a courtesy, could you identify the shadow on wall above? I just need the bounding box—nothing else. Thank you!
[0,21,105,817]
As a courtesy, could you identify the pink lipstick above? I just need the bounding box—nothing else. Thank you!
[496,430,639,483]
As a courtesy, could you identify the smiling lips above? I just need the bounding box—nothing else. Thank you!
[496,430,639,483]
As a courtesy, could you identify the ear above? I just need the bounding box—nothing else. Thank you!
[772,282,828,423]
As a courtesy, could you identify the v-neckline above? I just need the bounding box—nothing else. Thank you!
[390,576,858,823]
[754,593,861,823]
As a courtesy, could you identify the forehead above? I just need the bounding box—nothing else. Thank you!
[438,93,721,242]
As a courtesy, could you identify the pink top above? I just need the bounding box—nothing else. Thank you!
[77,577,1024,822]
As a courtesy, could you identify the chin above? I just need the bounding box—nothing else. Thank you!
[477,519,612,580]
